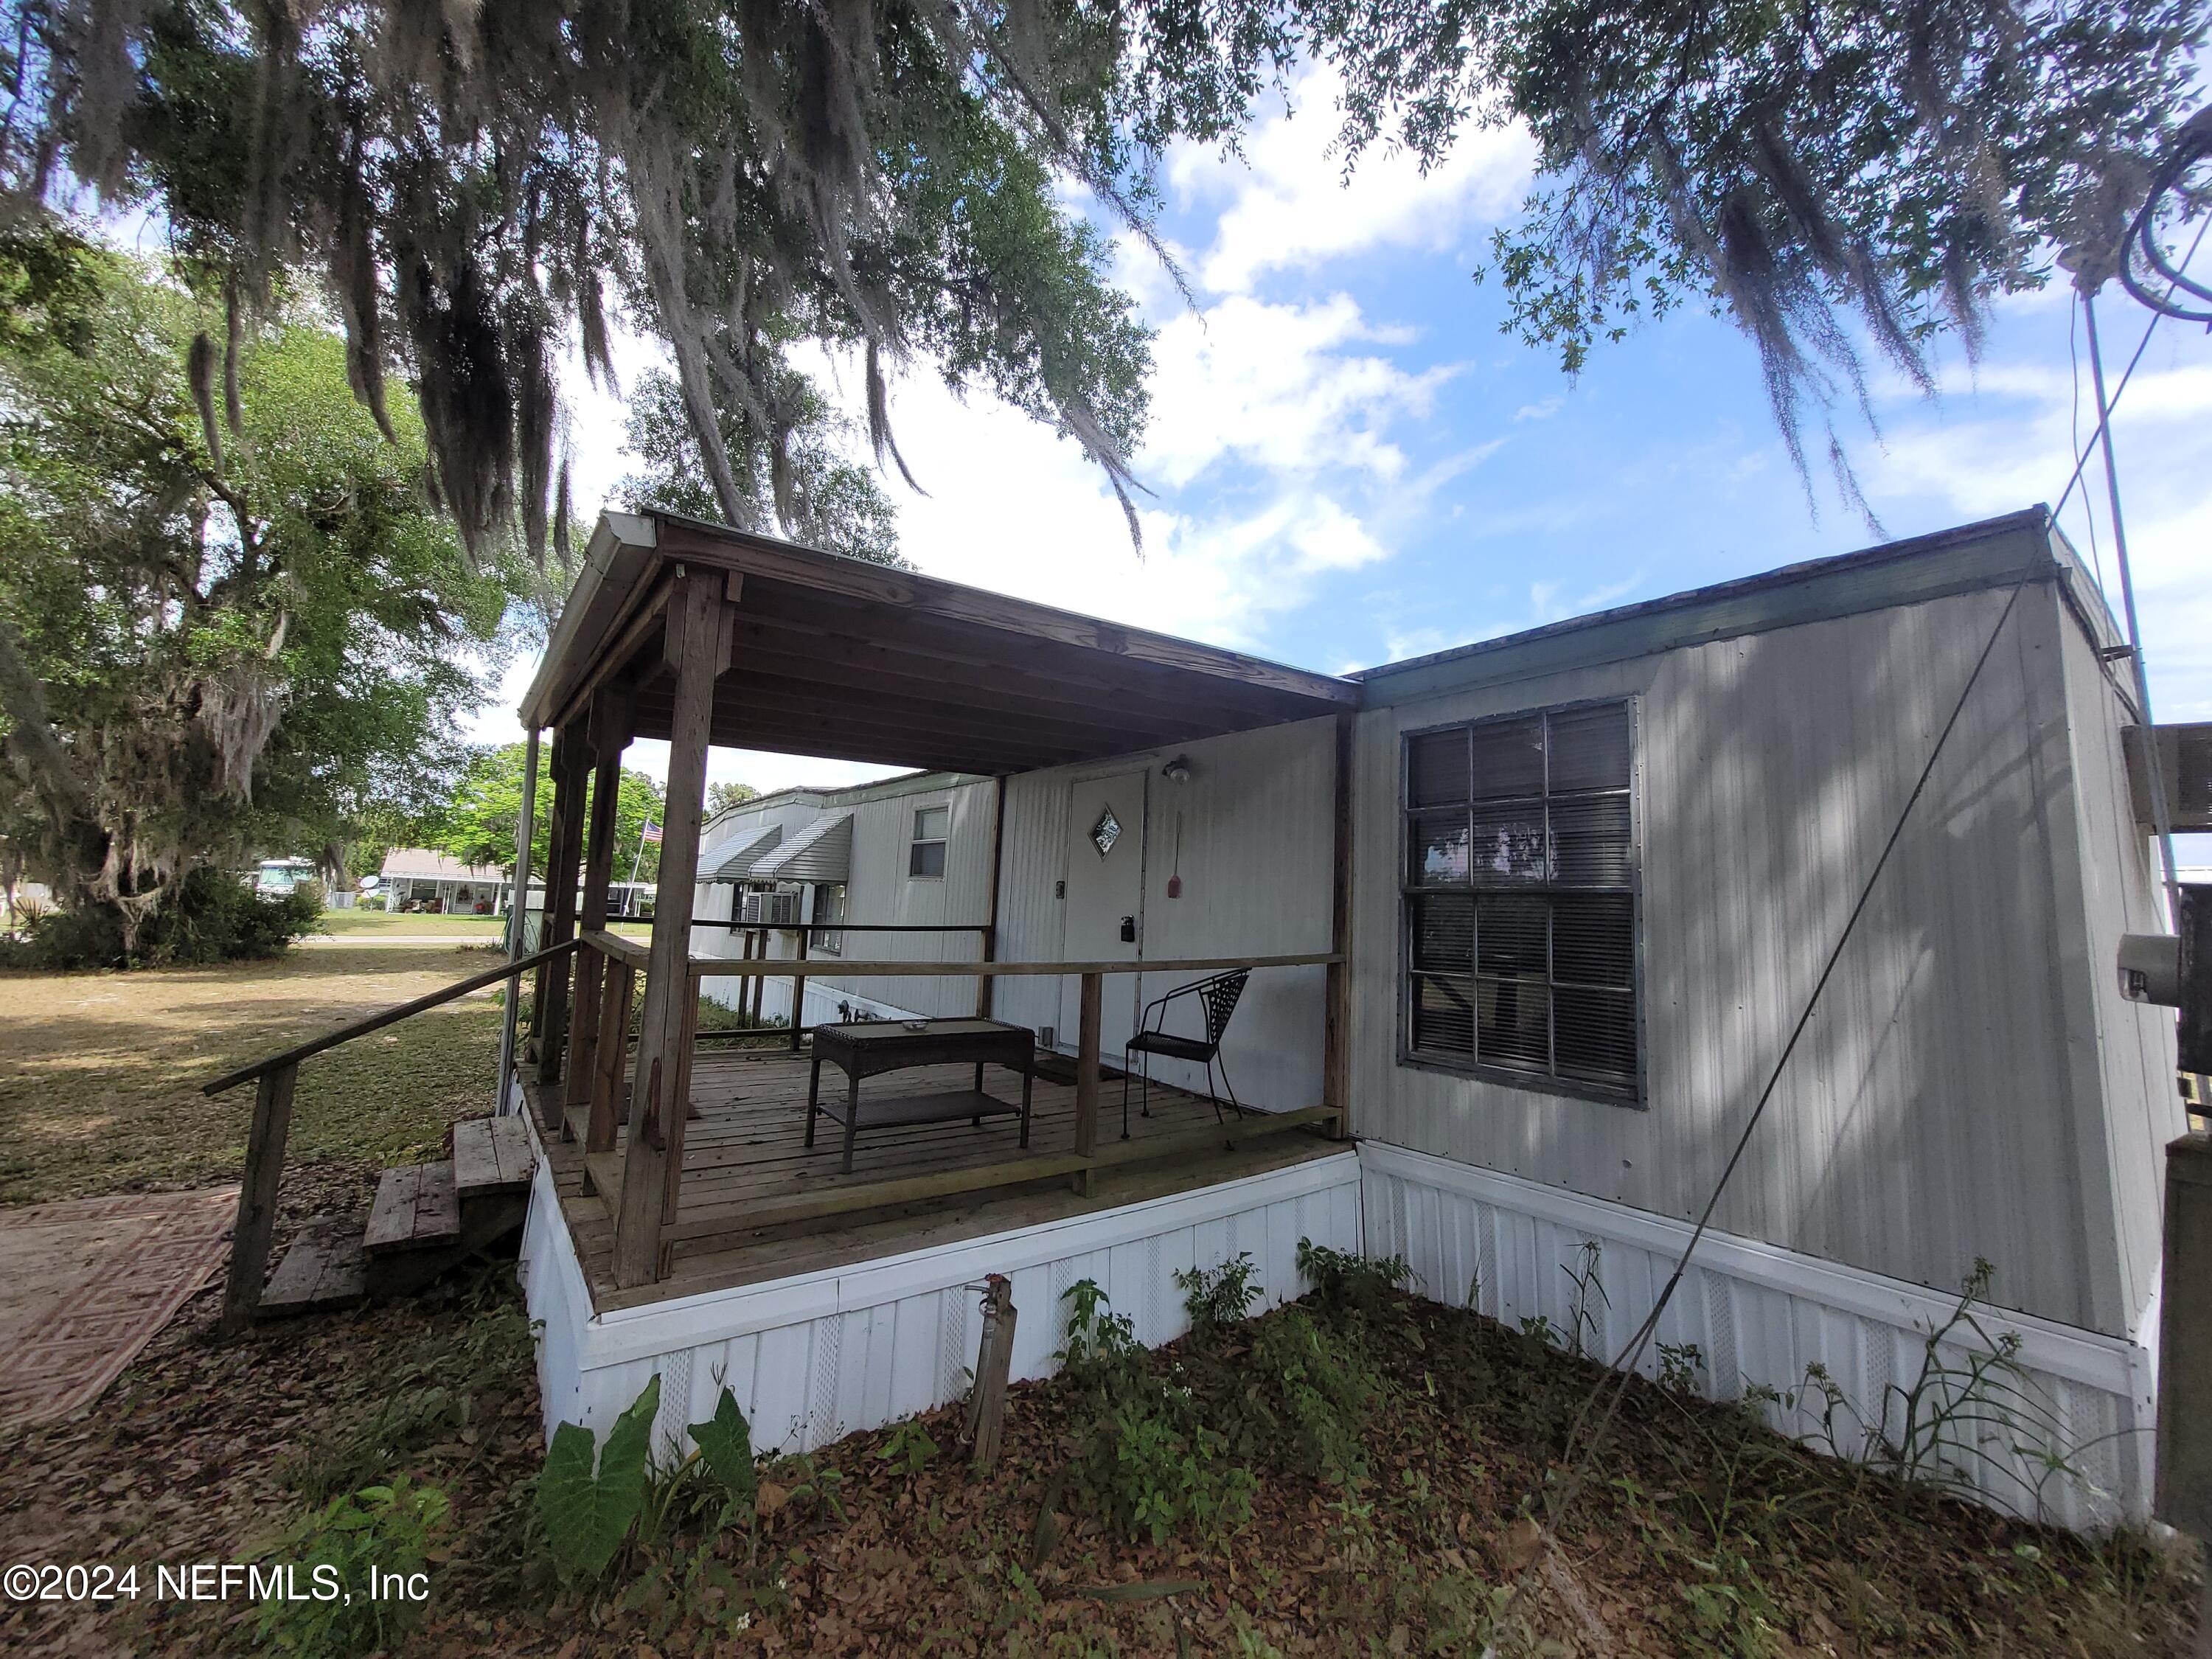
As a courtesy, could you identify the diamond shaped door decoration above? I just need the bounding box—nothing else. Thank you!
[1091,804,1122,858]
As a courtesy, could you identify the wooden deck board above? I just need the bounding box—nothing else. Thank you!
[540,1046,1346,1312]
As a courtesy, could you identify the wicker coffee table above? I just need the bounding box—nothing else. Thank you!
[805,1018,1036,1175]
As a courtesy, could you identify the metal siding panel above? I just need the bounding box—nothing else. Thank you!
[990,720,1335,1107]
[1352,585,2103,1329]
[2053,599,2183,1334]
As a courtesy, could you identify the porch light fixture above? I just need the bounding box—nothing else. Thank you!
[1161,754,1194,784]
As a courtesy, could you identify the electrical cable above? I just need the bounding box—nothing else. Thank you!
[1481,577,2028,1653]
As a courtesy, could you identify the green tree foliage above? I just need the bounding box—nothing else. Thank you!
[7,1,1154,554]
[619,367,904,566]
[0,232,518,956]
[4,3,2195,543]
[431,742,668,883]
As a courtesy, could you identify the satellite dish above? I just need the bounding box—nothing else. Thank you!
[358,874,380,891]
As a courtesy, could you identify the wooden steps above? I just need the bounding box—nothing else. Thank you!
[365,1161,461,1253]
[255,1115,538,1321]
[453,1115,535,1197]
[258,1222,366,1318]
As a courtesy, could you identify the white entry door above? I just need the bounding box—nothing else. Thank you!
[1061,771,1146,1060]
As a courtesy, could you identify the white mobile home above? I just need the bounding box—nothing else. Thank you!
[470,507,2175,1528]
[692,772,1001,1028]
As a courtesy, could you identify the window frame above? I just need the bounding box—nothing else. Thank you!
[1394,695,1648,1108]
[908,802,950,880]
[811,881,846,956]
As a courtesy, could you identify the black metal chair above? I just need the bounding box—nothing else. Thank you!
[1121,968,1250,1137]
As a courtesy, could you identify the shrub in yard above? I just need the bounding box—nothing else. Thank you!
[1243,1305,1381,1486]
[536,1372,771,1636]
[1295,1239,1414,1318]
[1059,1279,1256,1544]
[1175,1251,1262,1332]
[16,868,321,968]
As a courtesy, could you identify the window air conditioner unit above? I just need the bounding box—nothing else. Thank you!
[740,891,801,928]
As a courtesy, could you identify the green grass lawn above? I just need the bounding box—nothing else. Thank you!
[0,945,509,1204]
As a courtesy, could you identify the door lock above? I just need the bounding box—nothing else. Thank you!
[1119,915,1137,943]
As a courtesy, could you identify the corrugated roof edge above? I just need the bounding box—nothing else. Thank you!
[1352,507,2065,707]
[701,768,981,832]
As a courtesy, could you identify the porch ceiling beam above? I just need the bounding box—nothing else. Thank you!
[630,688,1103,771]
[547,570,674,734]
[627,706,1040,776]
[654,518,1358,709]
[726,596,1320,731]
[720,625,1261,747]
[712,669,1194,753]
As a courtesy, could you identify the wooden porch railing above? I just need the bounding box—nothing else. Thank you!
[201,938,580,1338]
[560,931,1343,1290]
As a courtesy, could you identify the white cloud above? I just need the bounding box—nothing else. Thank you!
[1141,292,1456,488]
[874,360,1393,655]
[1169,67,1534,296]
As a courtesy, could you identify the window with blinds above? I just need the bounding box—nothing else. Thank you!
[1401,700,1640,1098]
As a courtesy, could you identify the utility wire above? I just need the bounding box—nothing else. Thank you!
[1483,577,2029,1652]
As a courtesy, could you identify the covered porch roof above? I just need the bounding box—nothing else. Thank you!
[519,512,1360,776]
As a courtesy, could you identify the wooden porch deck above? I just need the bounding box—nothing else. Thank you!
[538,1043,1345,1312]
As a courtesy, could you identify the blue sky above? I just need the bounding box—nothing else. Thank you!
[538,71,2212,860]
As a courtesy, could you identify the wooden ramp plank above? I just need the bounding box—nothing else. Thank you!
[451,1121,501,1193]
[453,1118,535,1197]
[414,1159,459,1240]
[491,1116,535,1186]
[364,1166,420,1252]
[364,1163,461,1253]
[260,1225,367,1318]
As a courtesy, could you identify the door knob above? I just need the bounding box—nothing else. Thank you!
[1119,916,1136,943]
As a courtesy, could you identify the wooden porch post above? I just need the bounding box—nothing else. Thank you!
[534,730,589,1090]
[493,726,540,1112]
[787,929,810,1049]
[562,693,632,1134]
[613,568,731,1288]
[217,1060,297,1338]
[976,774,1006,1019]
[1322,711,1354,1137]
[1071,969,1102,1194]
[585,956,636,1153]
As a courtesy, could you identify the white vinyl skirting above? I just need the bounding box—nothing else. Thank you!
[518,1134,2153,1531]
[518,1150,1364,1461]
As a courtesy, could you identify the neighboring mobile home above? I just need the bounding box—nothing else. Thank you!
[378,848,512,914]
[489,506,2172,1529]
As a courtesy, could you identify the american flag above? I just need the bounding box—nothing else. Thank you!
[640,819,662,844]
